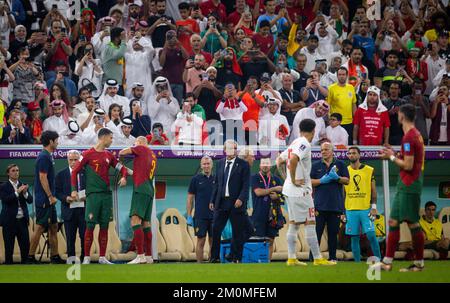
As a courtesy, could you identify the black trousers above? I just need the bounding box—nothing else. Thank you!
[313,211,341,261]
[2,217,29,264]
[63,208,86,259]
[211,198,247,261]
[342,123,354,145]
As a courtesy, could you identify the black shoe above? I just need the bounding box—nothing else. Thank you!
[26,255,40,264]
[209,258,221,263]
[225,254,233,262]
[50,255,65,264]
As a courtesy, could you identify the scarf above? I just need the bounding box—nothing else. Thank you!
[347,59,367,87]
[215,47,243,76]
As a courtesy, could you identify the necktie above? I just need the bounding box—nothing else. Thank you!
[223,161,232,197]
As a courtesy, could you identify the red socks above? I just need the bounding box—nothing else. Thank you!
[132,225,144,255]
[99,229,108,257]
[84,228,94,257]
[411,228,424,261]
[143,227,152,256]
[385,228,400,259]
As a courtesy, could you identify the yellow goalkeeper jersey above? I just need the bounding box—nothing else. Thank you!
[345,164,374,210]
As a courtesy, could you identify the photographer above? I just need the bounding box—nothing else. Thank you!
[0,1,16,50]
[172,100,204,146]
[430,84,450,145]
[200,12,228,55]
[91,16,116,58]
[147,0,177,48]
[0,164,33,264]
[148,77,180,135]
[183,54,206,94]
[74,43,103,99]
[216,82,248,143]
[44,19,73,73]
[215,47,243,90]
[46,60,77,100]
[146,122,169,145]
[101,27,127,94]
[193,66,223,121]
[10,47,39,104]
[1,109,32,144]
[159,29,189,103]
[126,99,152,138]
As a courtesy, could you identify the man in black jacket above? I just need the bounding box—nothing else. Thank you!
[56,150,86,264]
[209,140,250,263]
[1,110,32,144]
[0,164,33,264]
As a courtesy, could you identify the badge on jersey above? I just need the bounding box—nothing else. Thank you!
[403,143,411,152]
[299,144,306,151]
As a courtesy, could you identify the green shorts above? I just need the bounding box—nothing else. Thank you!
[85,192,113,227]
[129,192,153,222]
[391,191,421,223]
[35,205,57,228]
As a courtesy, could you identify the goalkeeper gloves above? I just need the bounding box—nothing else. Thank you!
[328,165,340,181]
[319,174,333,184]
[186,216,194,226]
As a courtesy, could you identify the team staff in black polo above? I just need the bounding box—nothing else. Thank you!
[0,164,33,264]
[56,150,86,264]
[27,130,64,264]
[209,140,250,263]
[187,156,215,263]
[251,158,283,260]
[310,142,349,262]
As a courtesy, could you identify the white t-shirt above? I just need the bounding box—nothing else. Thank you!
[326,125,349,146]
[279,136,312,197]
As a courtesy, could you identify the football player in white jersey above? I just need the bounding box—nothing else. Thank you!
[276,119,336,266]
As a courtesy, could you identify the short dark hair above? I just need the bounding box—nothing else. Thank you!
[399,103,416,122]
[330,113,343,121]
[425,201,437,209]
[259,20,271,29]
[389,81,401,88]
[342,39,352,47]
[278,33,288,41]
[110,27,124,41]
[337,66,348,75]
[264,0,275,5]
[41,130,59,147]
[178,2,190,10]
[98,128,113,139]
[152,123,164,131]
[348,146,361,154]
[299,119,316,133]
[351,46,364,54]
[6,164,18,174]
[78,86,90,95]
[185,92,196,100]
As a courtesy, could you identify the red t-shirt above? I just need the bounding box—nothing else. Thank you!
[200,0,227,23]
[252,33,274,54]
[159,48,185,84]
[48,37,71,71]
[399,128,424,186]
[176,19,200,54]
[146,133,169,145]
[71,148,127,192]
[131,145,157,186]
[353,107,390,145]
[227,11,242,28]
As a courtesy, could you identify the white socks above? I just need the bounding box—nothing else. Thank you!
[287,224,300,259]
[305,224,322,260]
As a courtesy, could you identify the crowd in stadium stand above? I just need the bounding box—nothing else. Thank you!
[0,0,448,147]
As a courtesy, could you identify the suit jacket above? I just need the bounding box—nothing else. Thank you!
[211,157,250,210]
[1,125,32,144]
[55,167,86,222]
[0,180,33,227]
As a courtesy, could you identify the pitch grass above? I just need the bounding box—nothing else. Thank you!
[0,261,449,283]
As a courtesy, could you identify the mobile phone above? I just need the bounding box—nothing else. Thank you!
[415,89,422,95]
[131,26,136,32]
[201,73,209,81]
[79,34,86,42]
[47,37,52,43]
[52,4,57,10]
[220,49,228,57]
[98,116,104,125]
[61,28,66,34]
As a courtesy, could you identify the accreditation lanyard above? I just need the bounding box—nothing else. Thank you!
[259,172,271,189]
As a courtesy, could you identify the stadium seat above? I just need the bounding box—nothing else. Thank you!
[160,208,196,261]
[108,221,137,262]
[419,208,425,218]
[396,222,438,260]
[443,222,450,239]
[272,209,301,261]
[155,219,182,261]
[438,207,450,224]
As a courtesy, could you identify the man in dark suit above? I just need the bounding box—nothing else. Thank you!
[0,164,33,264]
[209,140,250,263]
[1,110,32,144]
[56,150,86,264]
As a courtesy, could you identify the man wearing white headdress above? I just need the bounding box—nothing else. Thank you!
[289,100,329,145]
[147,76,179,135]
[353,85,390,146]
[98,79,131,116]
[258,98,290,148]
[59,121,83,146]
[43,100,71,136]
[111,118,136,146]
[125,32,154,100]
[81,108,108,145]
